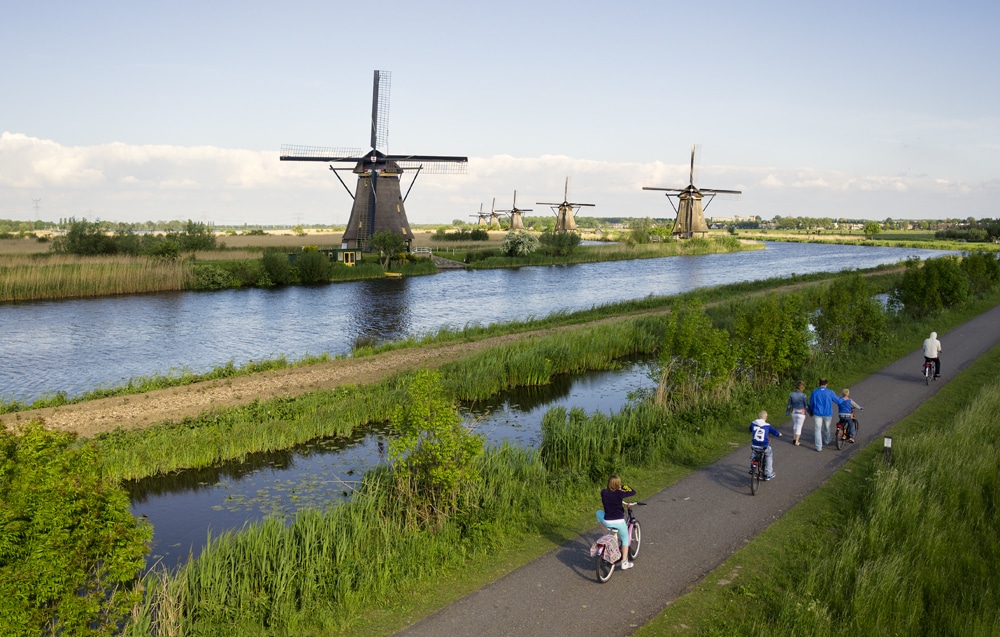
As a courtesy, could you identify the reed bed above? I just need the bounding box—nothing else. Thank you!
[115,282,1000,634]
[0,254,192,302]
[126,445,547,635]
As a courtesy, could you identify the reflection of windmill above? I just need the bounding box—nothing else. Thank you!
[280,70,467,252]
[538,177,594,232]
[495,191,532,230]
[643,145,741,239]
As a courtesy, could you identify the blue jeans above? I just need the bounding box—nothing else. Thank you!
[839,416,856,439]
[596,510,629,551]
[814,415,833,451]
[752,445,774,477]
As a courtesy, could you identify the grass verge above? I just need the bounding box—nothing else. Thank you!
[634,340,1000,635]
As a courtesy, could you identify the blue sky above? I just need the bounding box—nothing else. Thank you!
[2,1,998,226]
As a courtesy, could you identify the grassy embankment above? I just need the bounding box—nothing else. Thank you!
[637,337,1000,635]
[115,270,1000,635]
[1,260,854,415]
[734,228,1000,252]
[0,234,760,302]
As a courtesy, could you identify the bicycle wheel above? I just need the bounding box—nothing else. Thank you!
[836,421,846,450]
[925,365,930,385]
[628,520,642,560]
[853,417,860,438]
[750,456,761,495]
[596,551,615,582]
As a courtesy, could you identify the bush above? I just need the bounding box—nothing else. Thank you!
[501,230,539,257]
[295,250,331,284]
[261,250,293,285]
[193,264,235,290]
[813,272,888,351]
[960,251,1000,295]
[893,256,970,317]
[0,423,151,636]
[538,231,581,257]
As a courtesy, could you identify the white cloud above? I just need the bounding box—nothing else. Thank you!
[2,133,998,225]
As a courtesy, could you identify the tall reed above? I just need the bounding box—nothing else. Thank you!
[0,254,192,302]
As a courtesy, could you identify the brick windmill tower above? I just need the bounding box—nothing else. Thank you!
[643,146,741,238]
[281,70,467,253]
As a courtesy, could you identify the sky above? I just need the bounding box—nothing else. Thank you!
[2,1,998,227]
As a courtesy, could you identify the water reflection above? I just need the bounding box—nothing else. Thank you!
[0,243,955,403]
[131,361,655,570]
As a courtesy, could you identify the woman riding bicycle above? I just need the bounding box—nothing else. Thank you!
[597,475,636,570]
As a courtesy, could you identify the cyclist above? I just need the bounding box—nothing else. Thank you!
[923,331,943,379]
[750,410,782,480]
[835,388,863,443]
[597,475,636,569]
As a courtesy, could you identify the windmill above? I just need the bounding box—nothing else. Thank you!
[280,70,467,252]
[470,202,489,227]
[643,145,741,239]
[538,177,594,232]
[495,191,532,231]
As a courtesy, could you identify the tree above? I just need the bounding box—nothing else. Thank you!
[813,272,887,351]
[734,293,811,386]
[863,221,882,239]
[652,300,737,408]
[388,370,484,527]
[501,230,539,257]
[538,230,581,256]
[0,423,151,636]
[368,230,407,268]
[893,256,970,318]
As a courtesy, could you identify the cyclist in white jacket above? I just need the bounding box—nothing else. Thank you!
[923,331,943,378]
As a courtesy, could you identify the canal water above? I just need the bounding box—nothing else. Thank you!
[128,361,656,569]
[0,242,952,404]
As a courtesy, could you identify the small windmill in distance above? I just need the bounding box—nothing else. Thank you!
[280,70,467,254]
[495,191,532,231]
[470,202,489,227]
[470,198,501,229]
[537,177,594,232]
[643,145,741,239]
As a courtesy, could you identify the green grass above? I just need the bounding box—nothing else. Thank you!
[635,337,1000,636]
[116,277,1000,635]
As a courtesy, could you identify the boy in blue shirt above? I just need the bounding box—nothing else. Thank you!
[750,410,782,480]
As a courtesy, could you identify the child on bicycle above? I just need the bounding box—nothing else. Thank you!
[750,410,781,480]
[835,388,863,443]
[597,475,636,569]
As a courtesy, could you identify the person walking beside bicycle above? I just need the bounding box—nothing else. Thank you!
[808,378,838,452]
[785,380,808,446]
[597,475,636,570]
[835,388,863,443]
[750,410,781,480]
[923,331,943,379]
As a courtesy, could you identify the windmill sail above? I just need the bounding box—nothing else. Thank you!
[643,146,740,239]
[281,70,467,252]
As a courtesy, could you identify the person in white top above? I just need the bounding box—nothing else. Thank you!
[923,331,943,378]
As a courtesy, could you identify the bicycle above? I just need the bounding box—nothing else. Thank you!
[592,502,644,582]
[749,446,767,495]
[835,412,860,450]
[923,359,936,385]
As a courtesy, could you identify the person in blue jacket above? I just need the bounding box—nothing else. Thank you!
[808,378,838,452]
[750,410,782,480]
[834,388,863,443]
[597,475,637,569]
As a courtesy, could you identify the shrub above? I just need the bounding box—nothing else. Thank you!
[814,272,888,351]
[538,230,581,257]
[960,251,1000,295]
[295,250,331,284]
[261,250,293,285]
[0,423,151,636]
[193,264,235,289]
[893,256,970,317]
[501,230,539,257]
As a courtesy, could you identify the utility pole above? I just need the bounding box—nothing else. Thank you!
[33,198,41,221]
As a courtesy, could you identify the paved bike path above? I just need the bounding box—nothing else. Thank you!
[395,305,1000,637]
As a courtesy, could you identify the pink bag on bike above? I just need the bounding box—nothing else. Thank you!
[590,534,621,563]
